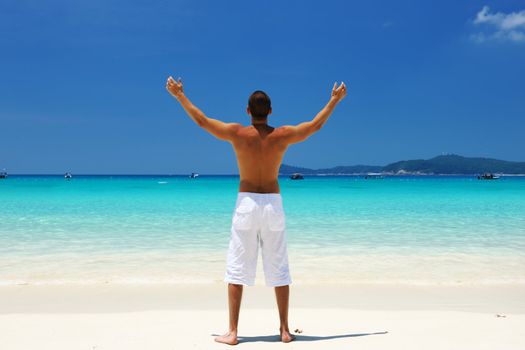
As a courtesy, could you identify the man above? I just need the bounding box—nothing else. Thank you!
[165,77,347,345]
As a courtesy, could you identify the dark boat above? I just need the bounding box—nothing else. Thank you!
[64,172,72,180]
[477,173,500,180]
[189,172,199,178]
[0,171,7,179]
[290,173,304,180]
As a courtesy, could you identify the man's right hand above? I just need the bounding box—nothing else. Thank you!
[331,81,347,102]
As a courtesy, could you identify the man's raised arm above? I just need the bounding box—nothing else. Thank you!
[281,82,347,144]
[165,76,240,142]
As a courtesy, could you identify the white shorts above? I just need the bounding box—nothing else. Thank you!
[224,192,292,287]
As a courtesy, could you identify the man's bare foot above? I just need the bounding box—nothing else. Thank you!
[280,329,296,343]
[214,331,239,345]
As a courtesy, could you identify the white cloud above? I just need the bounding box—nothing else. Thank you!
[472,6,525,43]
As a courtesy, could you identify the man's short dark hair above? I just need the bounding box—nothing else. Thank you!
[248,90,271,119]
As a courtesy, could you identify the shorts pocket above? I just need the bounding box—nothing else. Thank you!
[233,204,256,230]
[267,206,286,231]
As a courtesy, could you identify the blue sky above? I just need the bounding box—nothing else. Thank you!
[1,0,524,174]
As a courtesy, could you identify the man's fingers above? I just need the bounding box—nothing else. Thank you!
[165,75,183,96]
[333,82,337,91]
[167,76,182,87]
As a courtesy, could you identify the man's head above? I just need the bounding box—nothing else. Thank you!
[247,90,272,121]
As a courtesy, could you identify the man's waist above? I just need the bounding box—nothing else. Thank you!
[238,191,281,196]
[239,178,280,193]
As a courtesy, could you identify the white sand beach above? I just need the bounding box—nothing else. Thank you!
[1,283,524,349]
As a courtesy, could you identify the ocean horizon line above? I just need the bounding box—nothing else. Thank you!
[3,173,525,177]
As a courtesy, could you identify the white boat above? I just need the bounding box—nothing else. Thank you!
[365,173,384,179]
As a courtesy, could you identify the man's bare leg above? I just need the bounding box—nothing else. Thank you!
[275,285,295,342]
[215,283,243,345]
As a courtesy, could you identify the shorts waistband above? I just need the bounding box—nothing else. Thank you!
[236,192,282,205]
[237,191,282,198]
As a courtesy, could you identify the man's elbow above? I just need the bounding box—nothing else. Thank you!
[311,122,322,132]
[196,118,207,128]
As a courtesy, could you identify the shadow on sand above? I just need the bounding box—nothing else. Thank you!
[212,331,388,343]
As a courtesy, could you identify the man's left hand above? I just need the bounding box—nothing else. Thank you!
[166,76,184,98]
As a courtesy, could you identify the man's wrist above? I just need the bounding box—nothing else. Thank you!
[328,96,339,105]
[174,92,186,101]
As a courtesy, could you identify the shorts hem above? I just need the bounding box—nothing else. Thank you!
[224,277,255,286]
[265,278,292,287]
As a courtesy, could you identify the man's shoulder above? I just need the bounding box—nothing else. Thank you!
[226,123,245,134]
[276,125,294,131]
[272,125,295,137]
[233,124,252,133]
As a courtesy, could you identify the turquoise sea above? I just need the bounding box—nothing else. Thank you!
[1,175,524,285]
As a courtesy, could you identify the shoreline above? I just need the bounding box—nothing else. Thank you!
[2,283,524,314]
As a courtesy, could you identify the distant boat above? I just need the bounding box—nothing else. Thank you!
[477,173,500,180]
[290,173,304,180]
[0,170,7,179]
[189,172,199,178]
[64,172,72,180]
[365,173,384,179]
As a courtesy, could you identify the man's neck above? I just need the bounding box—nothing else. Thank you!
[251,117,268,126]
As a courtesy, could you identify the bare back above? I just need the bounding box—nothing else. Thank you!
[231,124,289,193]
